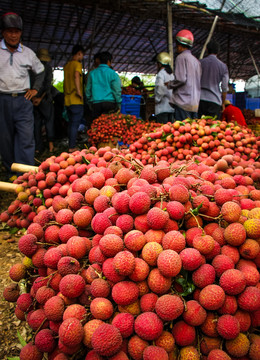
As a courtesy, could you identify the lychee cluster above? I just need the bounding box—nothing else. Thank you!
[1,121,260,360]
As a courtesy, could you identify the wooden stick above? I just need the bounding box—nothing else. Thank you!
[11,163,39,173]
[200,15,219,59]
[0,181,18,193]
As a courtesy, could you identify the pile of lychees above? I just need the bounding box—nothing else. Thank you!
[125,118,260,164]
[87,112,161,146]
[2,144,260,359]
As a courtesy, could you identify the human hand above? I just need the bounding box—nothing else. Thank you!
[24,89,38,100]
[77,92,83,101]
[32,97,41,106]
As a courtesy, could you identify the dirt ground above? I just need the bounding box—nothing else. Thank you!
[0,191,31,360]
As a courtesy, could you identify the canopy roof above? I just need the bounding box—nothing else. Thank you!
[1,0,260,79]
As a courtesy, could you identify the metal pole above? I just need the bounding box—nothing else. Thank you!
[199,15,219,59]
[167,1,174,69]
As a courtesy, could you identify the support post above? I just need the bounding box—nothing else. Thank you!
[167,1,174,69]
[199,15,219,59]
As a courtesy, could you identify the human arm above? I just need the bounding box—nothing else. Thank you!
[155,73,166,104]
[27,52,45,100]
[85,73,92,105]
[74,71,83,101]
[221,66,229,111]
[165,56,186,89]
[111,73,122,109]
[25,70,45,100]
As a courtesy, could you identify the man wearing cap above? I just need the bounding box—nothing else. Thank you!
[198,40,229,119]
[32,48,55,153]
[0,12,44,179]
[155,52,175,123]
[166,29,202,121]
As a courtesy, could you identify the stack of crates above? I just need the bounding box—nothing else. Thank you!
[121,95,142,118]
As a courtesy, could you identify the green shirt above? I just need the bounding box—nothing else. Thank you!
[86,64,122,105]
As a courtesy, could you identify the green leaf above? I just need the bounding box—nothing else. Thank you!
[194,159,200,164]
[9,227,19,234]
[175,272,195,297]
[17,330,27,346]
[82,156,90,165]
[7,357,20,360]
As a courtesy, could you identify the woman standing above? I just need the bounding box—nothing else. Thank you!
[155,52,175,123]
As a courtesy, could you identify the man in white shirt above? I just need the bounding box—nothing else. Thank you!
[0,12,44,179]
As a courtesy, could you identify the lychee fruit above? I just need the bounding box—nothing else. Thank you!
[59,317,84,347]
[112,313,134,338]
[172,320,196,346]
[155,294,184,321]
[91,323,123,357]
[129,192,151,215]
[157,249,182,277]
[147,207,169,230]
[59,274,85,298]
[219,269,247,295]
[216,314,240,340]
[112,281,139,306]
[134,311,163,341]
[183,300,207,326]
[225,332,250,357]
[180,248,202,271]
[199,284,225,310]
[143,345,168,360]
[90,297,114,320]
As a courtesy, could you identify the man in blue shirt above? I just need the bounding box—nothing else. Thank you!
[86,51,122,120]
[198,40,229,119]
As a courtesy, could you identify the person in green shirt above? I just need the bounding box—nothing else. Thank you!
[86,51,121,120]
[63,45,85,152]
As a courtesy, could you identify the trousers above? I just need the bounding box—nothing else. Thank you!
[0,94,35,173]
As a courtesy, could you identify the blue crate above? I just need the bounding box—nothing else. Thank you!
[246,98,260,110]
[226,93,235,104]
[121,95,142,118]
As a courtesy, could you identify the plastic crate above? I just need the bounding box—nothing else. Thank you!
[121,95,142,118]
[246,98,260,110]
[226,93,234,104]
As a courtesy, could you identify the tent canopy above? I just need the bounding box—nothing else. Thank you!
[0,0,259,79]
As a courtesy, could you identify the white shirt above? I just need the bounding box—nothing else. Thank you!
[0,39,44,93]
[155,68,175,115]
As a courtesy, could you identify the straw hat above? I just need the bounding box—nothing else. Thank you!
[224,100,231,106]
[37,48,51,62]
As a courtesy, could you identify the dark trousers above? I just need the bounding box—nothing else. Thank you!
[66,104,84,148]
[34,99,55,152]
[0,94,35,173]
[174,105,198,121]
[92,102,118,120]
[156,112,175,124]
[198,100,222,119]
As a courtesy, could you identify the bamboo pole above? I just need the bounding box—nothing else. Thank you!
[199,15,219,59]
[248,48,260,76]
[0,181,18,193]
[11,163,39,173]
[167,1,174,69]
